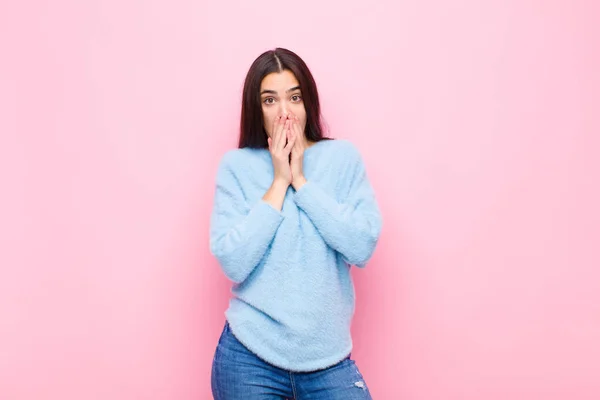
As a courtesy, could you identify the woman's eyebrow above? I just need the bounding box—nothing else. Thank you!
[260,86,301,95]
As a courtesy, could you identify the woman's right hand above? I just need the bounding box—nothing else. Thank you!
[268,115,296,185]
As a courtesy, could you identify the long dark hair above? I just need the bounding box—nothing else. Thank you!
[238,48,332,149]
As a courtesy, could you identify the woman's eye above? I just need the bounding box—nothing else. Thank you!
[292,95,302,102]
[263,98,275,104]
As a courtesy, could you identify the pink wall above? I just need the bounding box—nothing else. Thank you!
[1,0,599,398]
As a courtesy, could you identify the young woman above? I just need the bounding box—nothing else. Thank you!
[209,47,382,399]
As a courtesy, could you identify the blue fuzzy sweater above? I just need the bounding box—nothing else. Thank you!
[209,138,382,372]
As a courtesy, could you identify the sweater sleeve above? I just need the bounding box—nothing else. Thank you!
[292,144,382,268]
[209,153,285,283]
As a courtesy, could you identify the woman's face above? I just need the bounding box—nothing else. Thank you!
[260,70,307,139]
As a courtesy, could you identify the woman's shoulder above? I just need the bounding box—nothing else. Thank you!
[218,147,269,169]
[317,138,362,161]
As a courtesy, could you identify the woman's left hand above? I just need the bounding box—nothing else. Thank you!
[289,114,307,190]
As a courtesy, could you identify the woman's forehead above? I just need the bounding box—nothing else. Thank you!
[260,71,299,92]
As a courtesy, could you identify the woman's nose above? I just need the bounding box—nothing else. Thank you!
[279,103,288,116]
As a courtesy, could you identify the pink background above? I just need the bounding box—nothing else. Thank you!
[1,0,599,398]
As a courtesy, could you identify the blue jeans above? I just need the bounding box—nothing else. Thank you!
[211,321,373,399]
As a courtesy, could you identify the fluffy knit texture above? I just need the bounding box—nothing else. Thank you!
[209,138,382,372]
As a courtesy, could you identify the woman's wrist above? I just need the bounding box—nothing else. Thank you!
[263,178,289,211]
[292,175,307,191]
[272,177,290,190]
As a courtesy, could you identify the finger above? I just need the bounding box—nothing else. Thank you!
[273,116,284,150]
[284,130,290,150]
[276,116,288,150]
[278,119,291,152]
[290,119,300,142]
[291,115,302,136]
[284,128,296,152]
[285,135,296,154]
[294,117,306,149]
[270,116,280,144]
[283,113,292,128]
